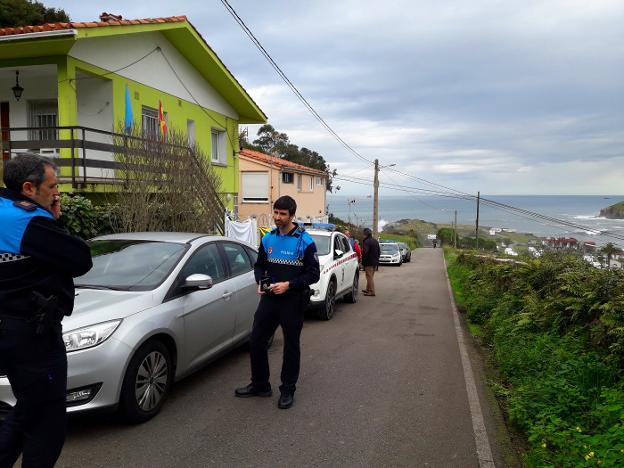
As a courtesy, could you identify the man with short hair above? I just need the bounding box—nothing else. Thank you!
[0,154,92,467]
[235,195,320,409]
[361,227,380,296]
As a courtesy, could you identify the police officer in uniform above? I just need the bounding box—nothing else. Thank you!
[0,155,92,467]
[235,196,320,409]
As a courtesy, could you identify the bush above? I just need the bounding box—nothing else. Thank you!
[447,252,624,466]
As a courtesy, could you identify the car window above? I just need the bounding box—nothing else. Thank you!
[310,234,330,255]
[245,246,258,266]
[179,243,226,284]
[334,235,342,252]
[76,240,187,291]
[222,242,253,277]
[380,244,399,253]
[340,235,351,253]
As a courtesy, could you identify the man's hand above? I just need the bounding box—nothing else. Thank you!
[270,281,289,295]
[50,195,61,220]
[257,284,266,295]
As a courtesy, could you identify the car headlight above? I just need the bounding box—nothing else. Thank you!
[63,320,122,352]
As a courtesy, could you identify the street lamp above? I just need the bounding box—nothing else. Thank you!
[12,71,24,101]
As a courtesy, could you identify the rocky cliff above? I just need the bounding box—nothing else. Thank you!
[600,201,624,219]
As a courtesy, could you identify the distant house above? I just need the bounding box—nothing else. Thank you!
[542,237,579,250]
[0,13,266,216]
[238,148,328,226]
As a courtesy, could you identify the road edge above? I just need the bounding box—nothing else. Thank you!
[443,254,496,468]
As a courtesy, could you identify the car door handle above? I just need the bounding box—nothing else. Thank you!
[222,291,233,300]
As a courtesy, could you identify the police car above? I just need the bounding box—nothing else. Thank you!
[307,229,360,320]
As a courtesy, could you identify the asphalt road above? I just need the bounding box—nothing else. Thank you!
[57,248,513,467]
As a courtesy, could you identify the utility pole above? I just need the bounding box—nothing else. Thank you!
[373,158,379,237]
[475,191,480,250]
[454,209,458,249]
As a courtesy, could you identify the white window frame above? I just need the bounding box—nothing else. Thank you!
[211,129,227,164]
[241,172,269,203]
[29,100,58,141]
[297,174,302,191]
[316,176,323,186]
[308,175,313,191]
[282,172,294,184]
[141,105,159,140]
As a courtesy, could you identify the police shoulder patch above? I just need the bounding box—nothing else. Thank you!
[13,200,37,212]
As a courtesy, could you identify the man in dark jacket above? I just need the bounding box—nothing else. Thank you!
[361,227,380,296]
[0,155,92,467]
[235,196,320,409]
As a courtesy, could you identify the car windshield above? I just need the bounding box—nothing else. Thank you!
[381,244,399,253]
[75,240,187,291]
[310,234,331,255]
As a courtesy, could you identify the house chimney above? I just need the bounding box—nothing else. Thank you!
[99,13,123,22]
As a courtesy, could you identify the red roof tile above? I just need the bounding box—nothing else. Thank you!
[240,148,327,176]
[0,16,187,37]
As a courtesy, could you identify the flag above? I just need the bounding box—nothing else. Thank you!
[124,84,133,133]
[159,100,167,142]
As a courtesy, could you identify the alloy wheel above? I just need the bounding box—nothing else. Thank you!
[135,351,169,412]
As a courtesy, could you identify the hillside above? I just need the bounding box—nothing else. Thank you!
[599,201,624,219]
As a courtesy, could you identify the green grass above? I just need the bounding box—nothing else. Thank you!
[378,232,419,249]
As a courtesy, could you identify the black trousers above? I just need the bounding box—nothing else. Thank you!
[249,293,305,394]
[0,318,67,468]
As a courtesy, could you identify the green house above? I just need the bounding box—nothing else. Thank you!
[0,13,266,212]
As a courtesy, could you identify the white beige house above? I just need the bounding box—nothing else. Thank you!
[238,148,328,226]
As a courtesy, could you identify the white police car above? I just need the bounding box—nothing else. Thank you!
[307,229,360,320]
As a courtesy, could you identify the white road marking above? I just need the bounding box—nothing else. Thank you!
[443,254,496,468]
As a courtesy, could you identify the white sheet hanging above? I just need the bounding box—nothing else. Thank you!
[225,216,258,247]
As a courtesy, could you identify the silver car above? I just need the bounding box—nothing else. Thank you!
[0,232,259,423]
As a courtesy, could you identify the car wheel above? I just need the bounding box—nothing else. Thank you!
[119,339,173,424]
[344,272,359,304]
[318,279,337,320]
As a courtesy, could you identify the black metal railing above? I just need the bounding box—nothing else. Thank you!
[1,126,225,233]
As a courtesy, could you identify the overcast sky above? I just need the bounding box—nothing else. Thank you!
[55,0,624,195]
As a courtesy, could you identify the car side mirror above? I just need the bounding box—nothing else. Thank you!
[334,249,344,259]
[182,273,213,290]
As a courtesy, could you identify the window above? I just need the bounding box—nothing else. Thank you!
[241,172,269,202]
[316,176,323,186]
[187,120,195,147]
[29,100,58,141]
[297,174,302,191]
[211,129,226,164]
[340,235,351,253]
[178,243,226,284]
[222,243,253,277]
[142,106,159,140]
[309,176,314,191]
[282,172,294,184]
[244,246,258,265]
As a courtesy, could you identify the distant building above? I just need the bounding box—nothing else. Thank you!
[238,148,328,226]
[542,237,579,250]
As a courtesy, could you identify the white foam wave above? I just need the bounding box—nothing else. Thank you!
[379,219,388,231]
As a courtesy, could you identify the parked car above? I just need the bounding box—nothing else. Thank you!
[0,232,260,423]
[307,229,360,320]
[397,242,411,262]
[379,242,403,266]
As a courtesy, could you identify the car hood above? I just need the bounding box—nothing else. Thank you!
[64,289,156,331]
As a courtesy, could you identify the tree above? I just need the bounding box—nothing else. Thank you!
[247,124,337,192]
[0,0,70,27]
[600,242,618,268]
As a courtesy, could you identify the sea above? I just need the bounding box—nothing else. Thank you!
[327,194,624,247]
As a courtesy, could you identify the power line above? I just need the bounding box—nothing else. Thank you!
[220,0,374,167]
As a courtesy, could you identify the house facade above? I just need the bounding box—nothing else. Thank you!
[0,14,266,211]
[238,148,328,226]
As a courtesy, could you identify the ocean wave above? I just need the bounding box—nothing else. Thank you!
[574,215,606,220]
[379,219,388,231]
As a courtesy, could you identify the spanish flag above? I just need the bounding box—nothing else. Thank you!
[158,100,167,142]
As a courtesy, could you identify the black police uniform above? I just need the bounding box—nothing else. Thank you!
[250,224,320,395]
[0,188,92,468]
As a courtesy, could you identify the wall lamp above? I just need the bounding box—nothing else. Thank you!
[12,71,24,101]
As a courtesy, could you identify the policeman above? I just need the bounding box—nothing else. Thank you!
[0,155,92,467]
[235,195,320,409]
